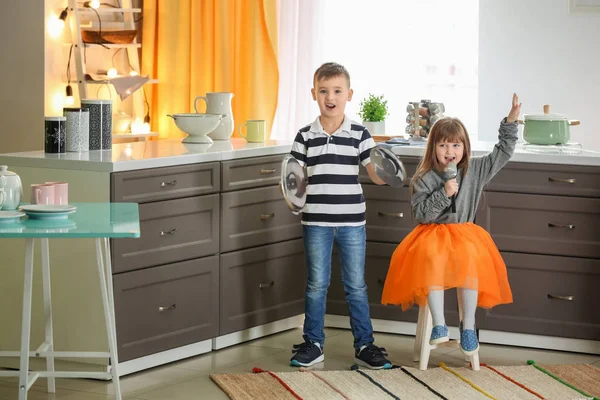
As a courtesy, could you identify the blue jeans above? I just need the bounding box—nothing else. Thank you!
[302,225,374,349]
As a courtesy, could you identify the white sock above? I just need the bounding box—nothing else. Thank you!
[428,289,445,327]
[459,288,478,330]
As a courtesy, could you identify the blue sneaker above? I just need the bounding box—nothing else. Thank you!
[460,328,479,355]
[429,325,449,345]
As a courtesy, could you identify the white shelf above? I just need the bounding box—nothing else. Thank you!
[83,77,158,84]
[82,43,141,48]
[76,8,142,13]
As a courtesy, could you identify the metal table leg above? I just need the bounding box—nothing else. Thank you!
[18,238,35,400]
[40,238,56,393]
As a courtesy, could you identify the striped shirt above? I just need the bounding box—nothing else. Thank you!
[290,116,375,226]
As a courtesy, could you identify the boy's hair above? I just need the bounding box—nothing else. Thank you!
[313,62,351,87]
[410,117,471,194]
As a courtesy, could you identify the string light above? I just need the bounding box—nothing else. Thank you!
[83,0,101,8]
[107,68,118,78]
[47,8,68,38]
[65,85,74,106]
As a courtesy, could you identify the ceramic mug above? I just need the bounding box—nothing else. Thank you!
[31,184,55,205]
[239,120,266,143]
[45,181,68,205]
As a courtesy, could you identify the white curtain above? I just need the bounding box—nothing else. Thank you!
[270,0,324,140]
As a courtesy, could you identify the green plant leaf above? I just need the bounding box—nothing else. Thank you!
[357,93,389,122]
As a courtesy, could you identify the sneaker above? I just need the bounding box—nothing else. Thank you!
[290,341,324,367]
[354,344,392,370]
[430,325,449,345]
[460,328,479,355]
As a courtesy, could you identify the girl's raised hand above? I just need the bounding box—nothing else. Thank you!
[507,93,522,123]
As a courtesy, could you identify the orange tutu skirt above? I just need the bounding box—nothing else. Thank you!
[381,222,512,311]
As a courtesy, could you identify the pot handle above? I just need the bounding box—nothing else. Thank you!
[167,114,175,119]
[194,96,208,113]
[568,120,580,126]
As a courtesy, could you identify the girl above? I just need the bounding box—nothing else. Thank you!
[381,94,521,355]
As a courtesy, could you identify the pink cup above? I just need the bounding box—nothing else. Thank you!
[45,181,69,205]
[31,184,55,205]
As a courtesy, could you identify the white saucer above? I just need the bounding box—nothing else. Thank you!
[0,211,26,224]
[19,204,77,213]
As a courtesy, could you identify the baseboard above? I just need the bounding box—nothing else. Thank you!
[325,314,600,355]
[212,315,304,350]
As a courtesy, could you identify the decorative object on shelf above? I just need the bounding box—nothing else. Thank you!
[63,108,90,152]
[167,113,224,144]
[81,29,138,45]
[358,93,389,135]
[194,92,235,140]
[519,104,580,145]
[45,116,67,154]
[405,100,446,139]
[239,120,266,143]
[0,165,22,211]
[81,99,113,150]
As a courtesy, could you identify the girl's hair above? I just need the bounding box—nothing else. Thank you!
[410,117,471,196]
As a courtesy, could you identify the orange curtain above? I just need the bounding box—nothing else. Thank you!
[142,0,279,139]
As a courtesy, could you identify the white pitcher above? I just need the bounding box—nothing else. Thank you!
[0,165,22,210]
[194,92,234,140]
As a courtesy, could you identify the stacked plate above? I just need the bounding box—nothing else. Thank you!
[19,204,77,220]
[0,211,25,224]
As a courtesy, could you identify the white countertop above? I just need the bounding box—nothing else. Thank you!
[0,138,599,172]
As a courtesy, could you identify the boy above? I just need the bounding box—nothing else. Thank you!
[288,62,391,369]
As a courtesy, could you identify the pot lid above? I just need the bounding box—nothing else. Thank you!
[524,104,568,121]
[370,146,407,188]
[280,155,308,213]
[0,165,16,176]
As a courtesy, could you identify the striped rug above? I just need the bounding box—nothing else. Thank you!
[210,360,600,400]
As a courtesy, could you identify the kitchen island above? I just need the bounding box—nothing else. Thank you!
[0,137,598,376]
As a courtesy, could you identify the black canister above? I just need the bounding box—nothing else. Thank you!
[44,116,67,153]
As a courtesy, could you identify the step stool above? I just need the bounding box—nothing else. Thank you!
[413,299,480,371]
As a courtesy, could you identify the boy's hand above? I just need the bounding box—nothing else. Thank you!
[366,162,386,185]
[507,93,522,123]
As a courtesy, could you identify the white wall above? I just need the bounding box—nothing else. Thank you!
[478,0,600,148]
[0,0,44,153]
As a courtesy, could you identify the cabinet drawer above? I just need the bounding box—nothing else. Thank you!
[112,194,219,273]
[221,155,285,191]
[477,192,600,258]
[111,162,220,203]
[328,242,459,325]
[114,256,219,362]
[479,252,600,340]
[219,239,305,335]
[364,185,416,243]
[220,186,302,253]
[360,155,420,185]
[486,162,600,198]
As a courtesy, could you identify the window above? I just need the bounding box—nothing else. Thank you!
[314,0,479,139]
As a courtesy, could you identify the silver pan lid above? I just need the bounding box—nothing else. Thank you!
[280,154,308,213]
[370,146,408,188]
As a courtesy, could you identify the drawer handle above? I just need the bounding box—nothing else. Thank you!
[159,304,177,311]
[378,212,404,218]
[548,223,575,229]
[160,228,177,236]
[548,177,576,184]
[161,180,178,187]
[260,212,275,220]
[260,169,276,175]
[547,294,574,301]
[259,281,275,289]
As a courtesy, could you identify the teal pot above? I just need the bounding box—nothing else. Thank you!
[519,105,580,145]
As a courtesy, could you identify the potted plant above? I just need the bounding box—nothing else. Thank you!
[358,93,389,135]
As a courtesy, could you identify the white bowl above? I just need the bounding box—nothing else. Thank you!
[168,113,224,143]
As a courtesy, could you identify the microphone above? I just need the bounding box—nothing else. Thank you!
[446,161,458,213]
